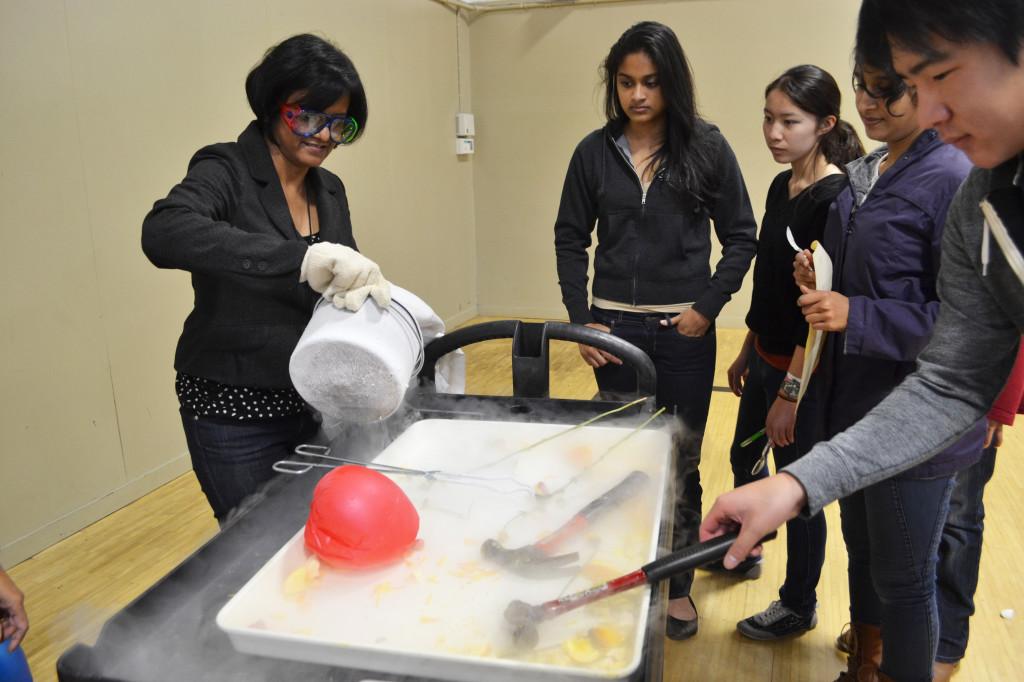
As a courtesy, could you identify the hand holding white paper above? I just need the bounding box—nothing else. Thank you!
[797,242,833,405]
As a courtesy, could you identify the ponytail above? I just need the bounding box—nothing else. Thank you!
[820,119,865,167]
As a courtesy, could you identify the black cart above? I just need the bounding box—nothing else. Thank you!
[57,321,671,682]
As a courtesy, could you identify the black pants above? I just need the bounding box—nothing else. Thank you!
[590,307,715,599]
[180,407,320,523]
[727,351,826,617]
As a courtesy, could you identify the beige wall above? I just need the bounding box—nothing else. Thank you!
[0,0,476,565]
[470,0,867,326]
[1,0,869,565]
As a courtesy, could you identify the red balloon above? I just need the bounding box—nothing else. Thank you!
[304,465,420,568]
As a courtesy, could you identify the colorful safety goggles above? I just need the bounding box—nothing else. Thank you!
[280,104,359,145]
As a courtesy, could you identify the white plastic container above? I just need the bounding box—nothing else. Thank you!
[290,285,439,422]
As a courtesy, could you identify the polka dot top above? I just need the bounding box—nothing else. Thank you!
[176,373,308,420]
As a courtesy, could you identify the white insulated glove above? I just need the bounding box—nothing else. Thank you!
[299,242,392,311]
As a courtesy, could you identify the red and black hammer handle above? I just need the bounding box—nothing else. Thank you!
[534,470,650,554]
[537,531,776,620]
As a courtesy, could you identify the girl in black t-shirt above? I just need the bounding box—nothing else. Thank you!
[718,65,864,641]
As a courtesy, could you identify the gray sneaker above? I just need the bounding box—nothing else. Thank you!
[736,600,817,641]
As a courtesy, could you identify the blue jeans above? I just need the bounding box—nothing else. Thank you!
[936,445,997,663]
[728,351,825,618]
[840,475,955,682]
[590,307,715,600]
[180,407,320,522]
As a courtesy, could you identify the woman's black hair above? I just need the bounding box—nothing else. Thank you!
[765,65,865,168]
[245,33,368,142]
[853,32,913,117]
[860,0,1024,67]
[602,21,716,203]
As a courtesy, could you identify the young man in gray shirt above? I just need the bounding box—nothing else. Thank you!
[702,0,1024,579]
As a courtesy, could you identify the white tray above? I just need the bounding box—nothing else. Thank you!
[217,418,672,682]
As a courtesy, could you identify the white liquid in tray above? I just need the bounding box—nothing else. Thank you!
[217,419,672,682]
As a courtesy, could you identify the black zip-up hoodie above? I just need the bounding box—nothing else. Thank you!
[554,122,757,325]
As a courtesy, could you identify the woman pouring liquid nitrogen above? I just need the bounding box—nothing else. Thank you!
[143,34,390,524]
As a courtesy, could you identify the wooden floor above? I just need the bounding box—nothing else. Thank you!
[10,322,1023,681]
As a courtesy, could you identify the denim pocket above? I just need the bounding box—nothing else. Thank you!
[590,306,617,331]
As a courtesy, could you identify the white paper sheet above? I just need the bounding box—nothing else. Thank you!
[797,243,833,405]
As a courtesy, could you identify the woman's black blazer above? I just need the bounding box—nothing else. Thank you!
[142,121,358,388]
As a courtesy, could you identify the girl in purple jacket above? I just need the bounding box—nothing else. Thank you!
[795,47,984,681]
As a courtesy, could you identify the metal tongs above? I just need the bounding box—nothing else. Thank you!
[274,444,537,496]
[751,439,772,476]
[739,428,772,476]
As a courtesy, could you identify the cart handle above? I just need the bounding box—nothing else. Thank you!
[419,320,657,399]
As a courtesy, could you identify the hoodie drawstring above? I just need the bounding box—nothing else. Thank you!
[982,219,991,277]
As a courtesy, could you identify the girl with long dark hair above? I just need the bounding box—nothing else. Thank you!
[718,65,863,641]
[553,20,757,640]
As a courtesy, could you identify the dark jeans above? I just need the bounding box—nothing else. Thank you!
[728,351,825,618]
[590,307,715,600]
[180,407,320,523]
[936,445,997,663]
[840,475,955,682]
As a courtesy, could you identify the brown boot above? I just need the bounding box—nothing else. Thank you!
[833,623,882,681]
[867,661,952,681]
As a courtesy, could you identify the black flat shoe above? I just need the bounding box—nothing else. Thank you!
[666,596,698,641]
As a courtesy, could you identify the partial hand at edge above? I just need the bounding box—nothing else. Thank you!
[726,351,749,397]
[578,323,622,368]
[300,242,392,311]
[985,419,1003,448]
[765,396,797,446]
[664,308,710,337]
[798,285,849,332]
[0,569,28,652]
[331,277,391,312]
[699,473,807,569]
[793,249,816,290]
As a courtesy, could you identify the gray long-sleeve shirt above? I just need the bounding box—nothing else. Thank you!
[784,159,1024,515]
